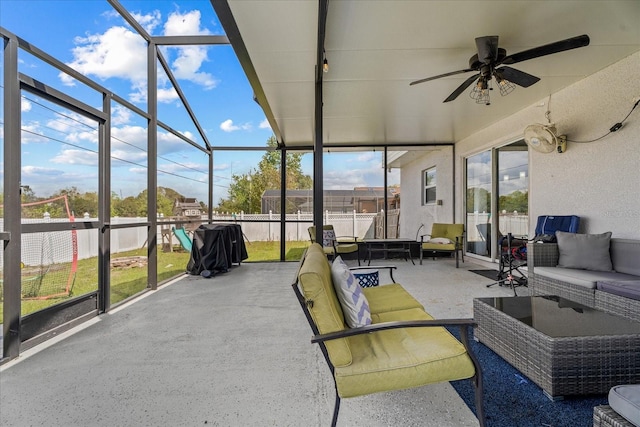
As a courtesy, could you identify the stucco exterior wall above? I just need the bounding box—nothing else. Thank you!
[398,147,454,239]
[429,51,640,240]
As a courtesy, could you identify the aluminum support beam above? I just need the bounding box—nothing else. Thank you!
[2,35,22,360]
[147,41,158,289]
[98,95,112,312]
[313,0,329,245]
[280,148,287,261]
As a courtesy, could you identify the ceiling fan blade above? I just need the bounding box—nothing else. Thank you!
[497,66,540,87]
[409,68,475,86]
[475,36,499,64]
[502,34,590,65]
[443,73,480,102]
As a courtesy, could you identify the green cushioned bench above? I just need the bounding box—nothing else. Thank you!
[292,243,485,426]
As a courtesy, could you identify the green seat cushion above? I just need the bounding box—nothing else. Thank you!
[335,308,476,398]
[422,242,456,252]
[362,284,424,314]
[335,243,358,253]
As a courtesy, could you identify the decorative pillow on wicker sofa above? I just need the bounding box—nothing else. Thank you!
[331,256,372,327]
[556,231,613,271]
[322,229,336,247]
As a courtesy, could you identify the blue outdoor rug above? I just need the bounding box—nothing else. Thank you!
[448,327,608,427]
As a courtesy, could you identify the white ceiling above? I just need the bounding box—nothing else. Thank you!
[225,0,640,148]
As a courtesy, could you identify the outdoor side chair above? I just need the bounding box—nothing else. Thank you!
[420,223,465,268]
[308,225,361,266]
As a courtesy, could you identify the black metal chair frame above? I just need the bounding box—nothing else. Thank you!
[486,233,528,295]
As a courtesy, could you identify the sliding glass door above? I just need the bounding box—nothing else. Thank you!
[465,151,492,256]
[466,142,529,259]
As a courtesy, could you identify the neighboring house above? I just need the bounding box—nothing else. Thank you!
[261,187,399,214]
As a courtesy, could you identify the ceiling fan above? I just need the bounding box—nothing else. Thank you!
[410,34,590,104]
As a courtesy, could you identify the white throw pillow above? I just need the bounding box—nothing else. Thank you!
[428,237,453,244]
[330,256,372,328]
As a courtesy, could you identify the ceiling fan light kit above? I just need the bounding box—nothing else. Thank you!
[410,34,590,105]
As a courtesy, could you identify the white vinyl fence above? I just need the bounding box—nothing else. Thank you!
[7,212,529,265]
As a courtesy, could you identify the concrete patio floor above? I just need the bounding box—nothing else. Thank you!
[1,256,520,426]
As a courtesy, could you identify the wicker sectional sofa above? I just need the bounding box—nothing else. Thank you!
[529,238,640,321]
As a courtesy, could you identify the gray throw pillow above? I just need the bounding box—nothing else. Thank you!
[556,231,613,271]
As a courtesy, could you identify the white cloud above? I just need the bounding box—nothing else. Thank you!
[112,104,132,126]
[61,26,148,86]
[220,119,252,132]
[259,119,271,130]
[163,10,218,90]
[50,149,98,166]
[157,86,179,103]
[355,152,376,162]
[164,10,208,36]
[61,10,218,103]
[131,10,162,34]
[220,119,239,132]
[21,98,32,112]
[22,165,65,177]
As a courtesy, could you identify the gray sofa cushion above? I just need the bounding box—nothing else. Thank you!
[612,239,640,276]
[535,267,640,289]
[609,384,640,427]
[597,280,640,301]
[556,231,613,271]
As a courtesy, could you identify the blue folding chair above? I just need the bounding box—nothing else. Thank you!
[533,215,581,242]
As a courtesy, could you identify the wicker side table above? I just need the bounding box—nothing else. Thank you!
[474,296,640,400]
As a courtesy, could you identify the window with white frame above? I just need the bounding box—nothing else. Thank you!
[423,167,436,204]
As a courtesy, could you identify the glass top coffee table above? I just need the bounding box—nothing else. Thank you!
[473,295,640,400]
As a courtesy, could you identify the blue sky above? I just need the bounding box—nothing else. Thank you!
[0,0,397,206]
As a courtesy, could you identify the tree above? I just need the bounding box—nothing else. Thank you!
[498,190,528,214]
[466,187,491,213]
[216,136,313,213]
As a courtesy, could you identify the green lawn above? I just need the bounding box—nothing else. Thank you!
[1,240,310,320]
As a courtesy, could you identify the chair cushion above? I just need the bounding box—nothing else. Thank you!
[298,245,352,367]
[556,231,613,271]
[609,384,640,427]
[334,308,475,398]
[535,267,638,289]
[335,243,358,253]
[597,281,640,301]
[611,239,640,276]
[422,242,456,252]
[362,283,424,314]
[331,256,372,328]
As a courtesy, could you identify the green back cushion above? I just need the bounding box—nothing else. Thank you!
[298,244,352,367]
[431,223,463,240]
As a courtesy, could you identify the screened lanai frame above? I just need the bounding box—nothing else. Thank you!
[0,0,239,361]
[1,0,442,363]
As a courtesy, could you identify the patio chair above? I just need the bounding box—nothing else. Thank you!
[308,225,361,265]
[420,223,465,268]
